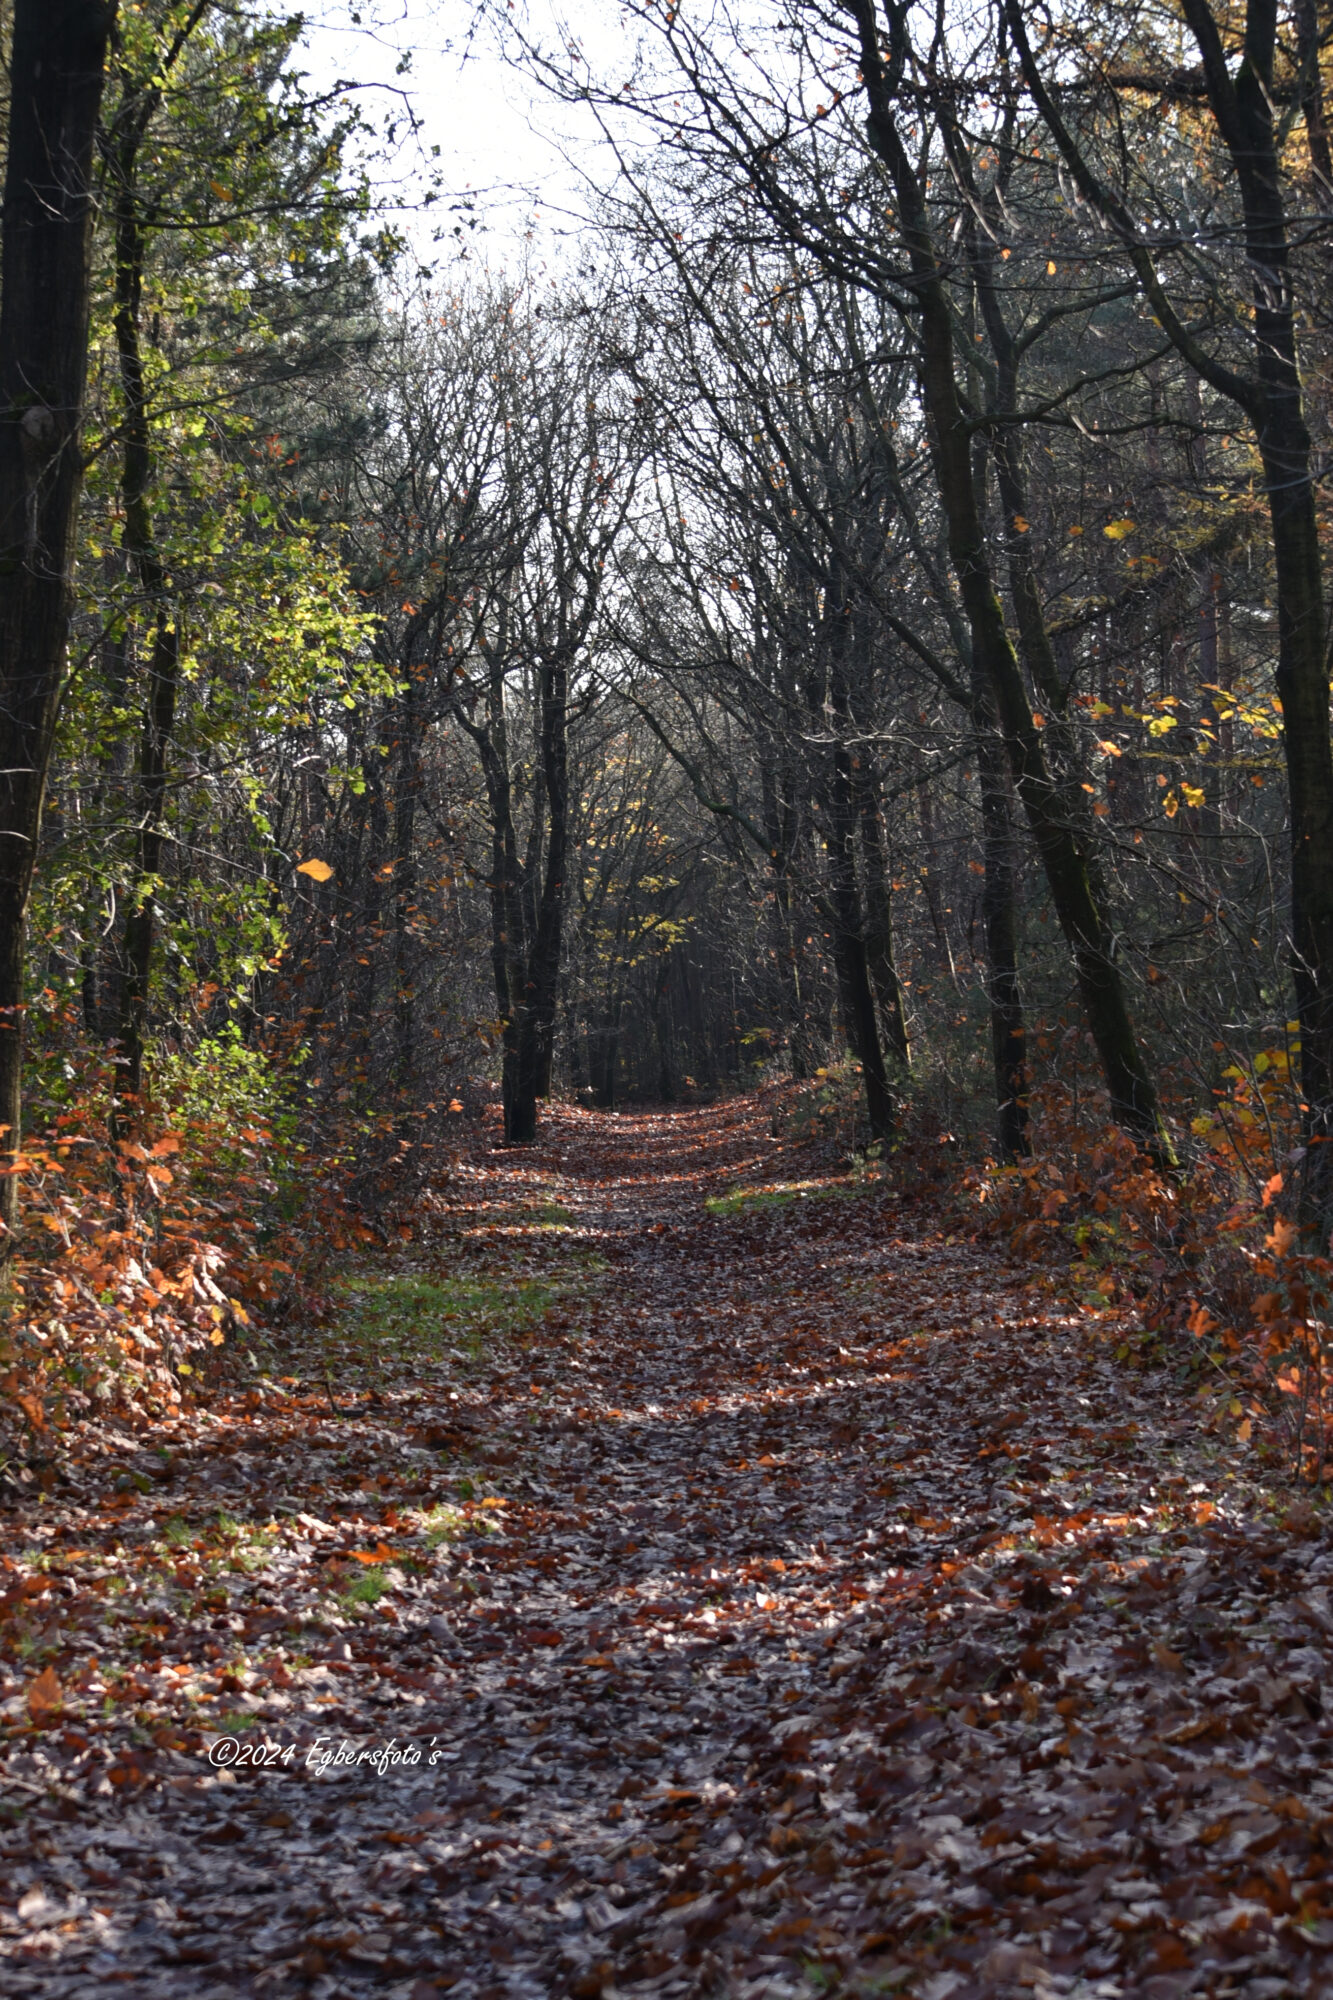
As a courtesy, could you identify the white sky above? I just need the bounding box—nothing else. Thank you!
[297,1,617,267]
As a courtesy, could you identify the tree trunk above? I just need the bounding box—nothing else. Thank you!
[118,611,179,1112]
[0,1,114,1238]
[971,674,1030,1160]
[527,655,571,1112]
[1008,0,1333,1214]
[393,674,421,1096]
[850,0,1172,1162]
[855,767,910,1070]
[823,752,895,1141]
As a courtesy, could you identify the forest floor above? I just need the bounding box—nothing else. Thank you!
[1,1097,1332,2000]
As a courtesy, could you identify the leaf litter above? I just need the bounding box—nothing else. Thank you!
[0,1096,1331,1999]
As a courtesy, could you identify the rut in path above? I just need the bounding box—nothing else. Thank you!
[2,1097,1332,2000]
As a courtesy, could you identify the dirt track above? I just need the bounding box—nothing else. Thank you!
[2,1101,1330,1999]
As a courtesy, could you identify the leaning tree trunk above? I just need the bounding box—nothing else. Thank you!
[1005,0,1333,1208]
[0,2,115,1240]
[850,0,1172,1163]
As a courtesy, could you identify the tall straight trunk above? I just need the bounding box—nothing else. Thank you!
[855,766,910,1070]
[393,670,421,1093]
[971,671,1030,1160]
[351,721,389,1076]
[823,751,895,1140]
[463,653,537,1144]
[512,653,570,1134]
[107,15,200,1118]
[762,758,817,1076]
[117,611,178,1110]
[489,778,527,1142]
[0,2,114,1237]
[850,0,1172,1163]
[823,568,894,1139]
[590,1013,619,1109]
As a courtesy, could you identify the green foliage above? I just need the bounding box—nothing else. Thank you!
[339,1566,387,1607]
[705,1179,850,1218]
[333,1270,561,1365]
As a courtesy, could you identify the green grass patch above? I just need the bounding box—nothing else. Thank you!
[521,1200,576,1228]
[420,1502,466,1549]
[335,1269,570,1365]
[705,1179,851,1219]
[340,1566,388,1608]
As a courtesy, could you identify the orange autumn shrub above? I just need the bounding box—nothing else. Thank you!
[0,1029,371,1448]
[963,1057,1333,1480]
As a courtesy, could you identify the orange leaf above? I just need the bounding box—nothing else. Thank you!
[296,859,334,883]
[27,1665,63,1724]
[349,1543,398,1563]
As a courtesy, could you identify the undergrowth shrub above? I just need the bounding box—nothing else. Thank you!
[963,1065,1333,1482]
[0,1014,381,1460]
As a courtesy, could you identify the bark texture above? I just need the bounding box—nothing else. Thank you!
[0,1,115,1236]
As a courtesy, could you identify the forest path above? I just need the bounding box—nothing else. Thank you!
[2,1098,1332,2000]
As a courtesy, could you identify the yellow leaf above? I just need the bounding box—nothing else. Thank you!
[1046,259,1057,275]
[1180,782,1205,807]
[296,859,334,882]
[1163,790,1179,818]
[1103,518,1136,539]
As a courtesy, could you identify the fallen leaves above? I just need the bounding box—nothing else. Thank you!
[25,1664,62,1724]
[0,1095,1330,1997]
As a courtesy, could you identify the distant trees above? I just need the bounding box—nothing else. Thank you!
[467,0,1327,1180]
[3,0,1332,1222]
